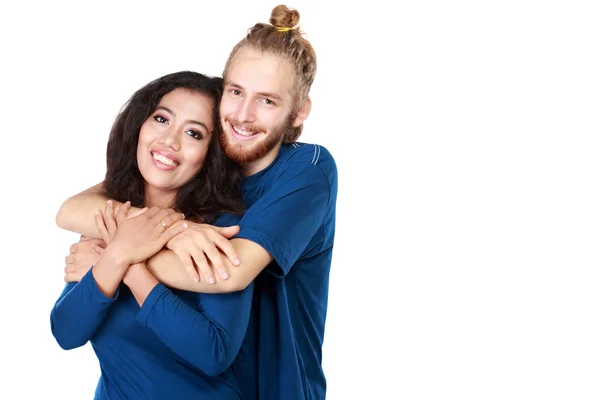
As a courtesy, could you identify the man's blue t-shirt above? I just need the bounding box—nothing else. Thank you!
[236,142,338,400]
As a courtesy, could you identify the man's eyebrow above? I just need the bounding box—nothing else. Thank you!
[225,82,283,101]
[257,91,282,101]
[155,106,210,132]
[224,80,241,89]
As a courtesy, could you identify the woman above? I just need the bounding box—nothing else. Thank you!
[50,71,253,399]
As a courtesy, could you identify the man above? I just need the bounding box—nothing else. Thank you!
[58,5,337,399]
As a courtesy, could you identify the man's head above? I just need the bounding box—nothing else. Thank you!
[219,5,317,173]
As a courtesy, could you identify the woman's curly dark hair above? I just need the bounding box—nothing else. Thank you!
[103,71,245,223]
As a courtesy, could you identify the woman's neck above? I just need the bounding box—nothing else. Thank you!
[144,185,176,209]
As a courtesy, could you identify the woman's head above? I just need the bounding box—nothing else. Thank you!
[136,87,214,203]
[104,71,245,223]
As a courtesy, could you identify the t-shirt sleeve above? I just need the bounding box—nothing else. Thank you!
[213,213,242,228]
[236,160,332,277]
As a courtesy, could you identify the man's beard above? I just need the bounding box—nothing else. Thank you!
[219,115,294,165]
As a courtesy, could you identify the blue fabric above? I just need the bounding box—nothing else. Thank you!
[50,214,253,400]
[237,143,338,400]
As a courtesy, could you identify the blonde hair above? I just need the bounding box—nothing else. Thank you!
[223,5,317,143]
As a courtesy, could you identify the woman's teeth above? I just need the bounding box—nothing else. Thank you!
[153,153,177,167]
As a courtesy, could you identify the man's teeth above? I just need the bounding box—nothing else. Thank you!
[153,153,177,167]
[233,126,256,137]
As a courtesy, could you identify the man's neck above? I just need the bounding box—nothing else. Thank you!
[242,142,282,177]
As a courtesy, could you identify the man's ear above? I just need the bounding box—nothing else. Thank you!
[292,97,312,128]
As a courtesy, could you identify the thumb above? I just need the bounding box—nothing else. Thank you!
[213,225,240,238]
[127,207,148,219]
[92,244,104,255]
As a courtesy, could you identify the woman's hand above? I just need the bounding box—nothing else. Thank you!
[95,200,146,245]
[102,206,188,266]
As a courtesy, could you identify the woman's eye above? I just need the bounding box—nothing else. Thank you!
[186,130,202,140]
[154,115,167,123]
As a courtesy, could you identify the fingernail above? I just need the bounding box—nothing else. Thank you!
[192,276,199,283]
[183,223,188,229]
[107,200,112,205]
[220,271,229,280]
[234,258,240,266]
[181,213,185,219]
[209,277,216,284]
[94,210,99,216]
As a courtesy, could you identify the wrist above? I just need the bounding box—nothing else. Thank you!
[102,245,132,270]
[123,262,150,286]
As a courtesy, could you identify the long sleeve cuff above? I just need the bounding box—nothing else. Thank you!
[82,268,120,303]
[136,283,169,327]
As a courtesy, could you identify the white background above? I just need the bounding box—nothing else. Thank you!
[1,0,599,399]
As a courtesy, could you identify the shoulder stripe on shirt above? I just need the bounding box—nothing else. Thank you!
[311,144,321,165]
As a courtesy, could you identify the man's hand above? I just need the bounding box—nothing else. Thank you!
[64,237,106,282]
[166,222,241,284]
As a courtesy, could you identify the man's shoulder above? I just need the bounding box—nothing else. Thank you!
[280,142,336,172]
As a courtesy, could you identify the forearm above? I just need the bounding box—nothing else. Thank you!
[123,263,160,306]
[55,183,110,238]
[91,247,130,298]
[147,238,272,294]
[50,270,118,350]
[146,249,238,293]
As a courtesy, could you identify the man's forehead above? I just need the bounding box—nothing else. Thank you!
[227,48,294,95]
